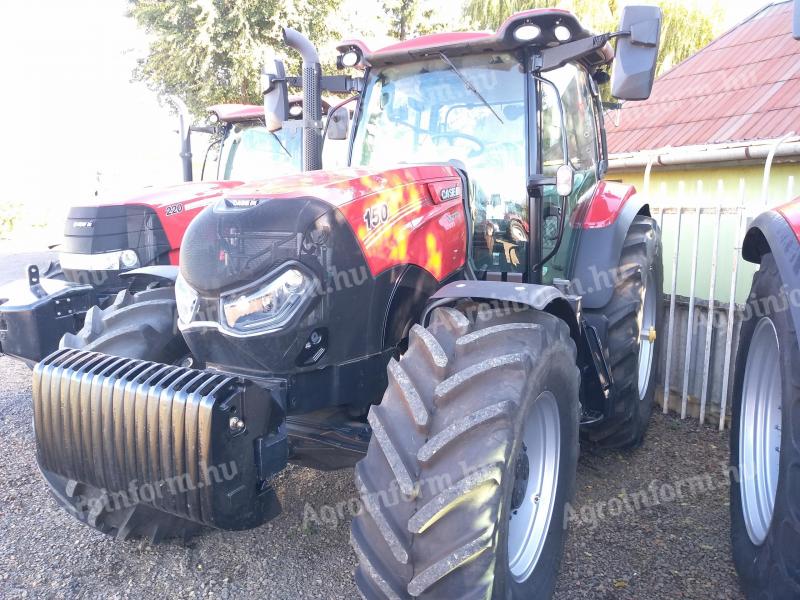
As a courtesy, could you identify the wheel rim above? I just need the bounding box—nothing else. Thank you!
[507,391,560,583]
[638,270,657,400]
[739,317,782,546]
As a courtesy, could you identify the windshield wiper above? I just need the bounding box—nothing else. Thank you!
[438,52,503,124]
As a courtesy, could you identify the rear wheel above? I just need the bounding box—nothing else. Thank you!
[351,304,579,599]
[585,215,663,448]
[730,253,800,597]
[60,287,190,365]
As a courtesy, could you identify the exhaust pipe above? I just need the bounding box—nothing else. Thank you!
[282,27,323,171]
[168,95,193,182]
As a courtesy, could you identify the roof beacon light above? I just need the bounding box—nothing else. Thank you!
[513,23,542,42]
[554,25,572,42]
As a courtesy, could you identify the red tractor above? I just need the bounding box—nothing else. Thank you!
[28,9,664,599]
[728,4,800,597]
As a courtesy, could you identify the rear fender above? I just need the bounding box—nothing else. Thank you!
[741,205,800,339]
[568,182,650,309]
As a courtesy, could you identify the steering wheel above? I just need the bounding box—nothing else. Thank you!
[429,132,485,157]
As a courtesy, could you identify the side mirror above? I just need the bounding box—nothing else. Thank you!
[794,0,799,41]
[556,164,574,197]
[611,5,662,101]
[326,106,350,141]
[261,57,289,132]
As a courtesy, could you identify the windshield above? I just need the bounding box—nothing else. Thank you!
[352,53,528,273]
[218,122,302,181]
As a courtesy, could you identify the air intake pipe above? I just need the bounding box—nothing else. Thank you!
[282,27,323,171]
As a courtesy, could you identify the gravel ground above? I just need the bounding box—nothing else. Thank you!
[0,249,743,599]
[0,353,742,599]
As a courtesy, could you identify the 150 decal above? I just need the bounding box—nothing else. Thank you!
[363,203,389,231]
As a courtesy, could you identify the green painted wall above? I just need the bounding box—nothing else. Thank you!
[610,163,799,305]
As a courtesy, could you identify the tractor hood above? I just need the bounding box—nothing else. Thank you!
[80,180,247,211]
[63,180,250,277]
[179,164,463,296]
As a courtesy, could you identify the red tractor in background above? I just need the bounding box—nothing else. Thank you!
[728,4,800,597]
[0,90,344,366]
[28,9,664,599]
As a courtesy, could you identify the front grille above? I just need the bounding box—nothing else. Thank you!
[33,349,283,529]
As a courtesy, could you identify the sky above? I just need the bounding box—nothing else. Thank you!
[0,0,779,243]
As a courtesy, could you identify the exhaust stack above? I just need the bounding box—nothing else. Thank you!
[169,95,193,182]
[282,27,323,171]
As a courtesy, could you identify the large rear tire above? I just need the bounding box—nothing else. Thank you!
[350,304,579,599]
[584,215,663,448]
[60,287,190,365]
[730,253,800,598]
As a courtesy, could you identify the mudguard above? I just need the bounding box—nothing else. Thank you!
[742,202,800,341]
[568,181,650,309]
[424,280,580,339]
[120,265,180,290]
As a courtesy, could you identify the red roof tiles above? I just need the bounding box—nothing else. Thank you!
[607,1,799,154]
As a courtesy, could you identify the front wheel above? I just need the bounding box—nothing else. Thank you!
[60,286,190,365]
[730,253,800,597]
[350,304,579,599]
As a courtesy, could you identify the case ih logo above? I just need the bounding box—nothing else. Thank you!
[72,221,94,228]
[439,185,461,201]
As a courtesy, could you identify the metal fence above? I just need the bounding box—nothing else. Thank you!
[642,168,797,430]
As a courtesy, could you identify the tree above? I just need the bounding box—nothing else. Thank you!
[382,0,447,40]
[128,0,341,116]
[384,0,418,40]
[462,0,721,76]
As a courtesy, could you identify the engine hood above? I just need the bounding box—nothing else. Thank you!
[179,163,465,296]
[73,180,247,211]
[222,164,459,208]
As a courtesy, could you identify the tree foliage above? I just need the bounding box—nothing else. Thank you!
[128,0,341,115]
[382,0,447,40]
[462,0,721,76]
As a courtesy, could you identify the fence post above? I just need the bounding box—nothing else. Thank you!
[663,181,684,414]
[681,181,703,419]
[719,178,747,431]
[699,181,723,424]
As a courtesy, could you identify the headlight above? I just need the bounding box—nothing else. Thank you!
[175,273,199,324]
[221,267,313,332]
[119,250,140,269]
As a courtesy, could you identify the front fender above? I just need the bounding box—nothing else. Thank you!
[120,265,180,290]
[424,280,580,340]
[568,182,650,309]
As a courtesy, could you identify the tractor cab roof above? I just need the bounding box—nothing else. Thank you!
[337,9,613,70]
[208,96,333,124]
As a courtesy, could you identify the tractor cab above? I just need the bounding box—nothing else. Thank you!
[333,7,660,286]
